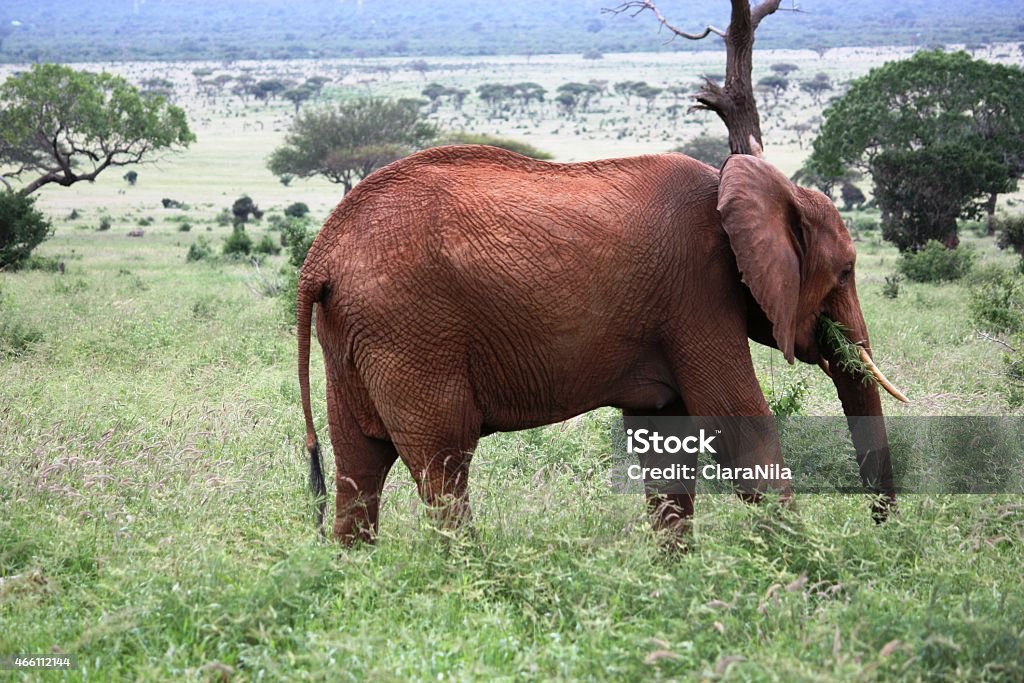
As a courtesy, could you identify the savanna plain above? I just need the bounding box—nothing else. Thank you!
[2,47,1024,681]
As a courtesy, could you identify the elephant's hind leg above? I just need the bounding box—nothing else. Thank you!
[325,376,399,544]
[384,381,483,532]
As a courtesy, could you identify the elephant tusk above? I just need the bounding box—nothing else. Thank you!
[817,357,833,378]
[858,347,909,403]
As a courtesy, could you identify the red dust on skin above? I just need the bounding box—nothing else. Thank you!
[297,145,901,544]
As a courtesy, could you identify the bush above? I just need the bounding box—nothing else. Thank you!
[178,223,192,232]
[674,136,730,168]
[997,214,1024,261]
[279,219,318,324]
[186,236,215,262]
[284,202,310,219]
[97,216,112,232]
[882,273,902,299]
[254,234,281,255]
[438,132,554,160]
[897,240,975,283]
[161,198,187,209]
[0,192,52,270]
[231,195,263,227]
[123,170,138,185]
[968,265,1024,334]
[222,227,253,256]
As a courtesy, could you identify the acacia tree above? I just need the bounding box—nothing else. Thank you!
[267,98,437,195]
[805,50,1024,250]
[0,64,194,196]
[606,0,784,154]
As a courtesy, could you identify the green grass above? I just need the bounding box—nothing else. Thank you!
[2,206,1022,681]
[2,52,1024,681]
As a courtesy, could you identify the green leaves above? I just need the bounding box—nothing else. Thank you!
[0,64,195,195]
[267,97,437,193]
[805,50,1024,251]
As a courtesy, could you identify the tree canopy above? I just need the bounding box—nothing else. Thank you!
[0,64,195,196]
[805,50,1024,250]
[267,98,437,194]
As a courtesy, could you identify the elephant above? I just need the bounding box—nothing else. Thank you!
[296,144,906,543]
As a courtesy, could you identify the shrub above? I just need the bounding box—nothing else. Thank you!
[178,223,192,232]
[279,219,318,324]
[222,227,253,256]
[123,170,138,185]
[279,173,294,187]
[767,378,808,416]
[0,192,52,270]
[138,216,153,226]
[215,209,232,226]
[897,240,975,283]
[254,234,281,255]
[997,214,1024,262]
[97,216,112,232]
[284,202,310,219]
[231,195,263,227]
[186,236,214,262]
[674,136,730,168]
[968,265,1024,334]
[882,273,902,299]
[161,198,187,209]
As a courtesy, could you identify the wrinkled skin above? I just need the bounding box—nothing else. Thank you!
[297,145,896,543]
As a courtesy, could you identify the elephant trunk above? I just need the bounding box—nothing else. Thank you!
[825,298,897,522]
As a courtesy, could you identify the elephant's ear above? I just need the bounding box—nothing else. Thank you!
[717,155,804,364]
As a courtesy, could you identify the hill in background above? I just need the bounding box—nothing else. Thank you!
[1,0,1023,63]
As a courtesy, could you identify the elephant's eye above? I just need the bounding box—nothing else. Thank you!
[838,268,853,285]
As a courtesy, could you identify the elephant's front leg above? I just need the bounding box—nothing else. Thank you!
[671,337,794,507]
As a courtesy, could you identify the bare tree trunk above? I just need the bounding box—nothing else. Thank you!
[985,191,998,237]
[606,0,782,155]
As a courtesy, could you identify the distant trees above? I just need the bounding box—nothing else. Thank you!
[435,132,554,160]
[607,0,784,154]
[770,62,799,76]
[674,135,730,168]
[799,73,833,104]
[422,83,470,110]
[0,64,194,196]
[267,98,437,194]
[805,50,1024,251]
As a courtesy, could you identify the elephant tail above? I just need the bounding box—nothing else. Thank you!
[297,278,327,531]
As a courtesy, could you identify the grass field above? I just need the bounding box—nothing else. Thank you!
[2,48,1024,681]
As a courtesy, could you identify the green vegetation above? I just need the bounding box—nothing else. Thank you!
[0,191,50,269]
[230,196,263,227]
[222,227,253,257]
[3,222,1024,678]
[437,132,554,160]
[2,42,1024,680]
[897,240,976,283]
[806,51,1024,251]
[268,98,437,195]
[0,64,194,196]
[674,135,730,168]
